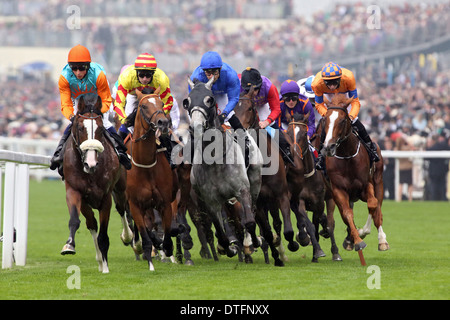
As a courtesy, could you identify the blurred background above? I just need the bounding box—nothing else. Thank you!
[0,0,449,200]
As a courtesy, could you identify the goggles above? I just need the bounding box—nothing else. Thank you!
[137,70,155,79]
[70,64,89,71]
[282,95,299,102]
[204,68,220,76]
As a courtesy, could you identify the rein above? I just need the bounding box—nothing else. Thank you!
[326,106,359,159]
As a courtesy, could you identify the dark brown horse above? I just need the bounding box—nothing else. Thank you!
[321,95,389,252]
[124,88,178,271]
[60,95,122,273]
[284,112,341,261]
[234,89,297,266]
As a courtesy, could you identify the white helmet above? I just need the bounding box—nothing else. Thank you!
[297,75,315,99]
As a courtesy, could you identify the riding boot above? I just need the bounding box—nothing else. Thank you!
[351,119,380,162]
[105,127,132,170]
[228,114,250,167]
[278,132,293,165]
[316,128,326,170]
[160,134,177,169]
[50,123,72,172]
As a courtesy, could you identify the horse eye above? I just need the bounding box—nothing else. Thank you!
[203,96,214,107]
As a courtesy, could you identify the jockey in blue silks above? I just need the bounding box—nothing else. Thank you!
[189,51,250,165]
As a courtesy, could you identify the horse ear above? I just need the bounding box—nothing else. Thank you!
[154,86,161,95]
[285,110,291,123]
[187,77,195,89]
[205,76,214,90]
[95,95,102,110]
[78,96,85,113]
[182,97,190,110]
[304,110,310,122]
[345,96,354,106]
[135,89,143,101]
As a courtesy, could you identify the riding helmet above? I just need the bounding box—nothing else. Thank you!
[200,51,223,70]
[321,62,342,80]
[134,53,157,70]
[280,79,300,96]
[241,67,263,91]
[68,44,91,63]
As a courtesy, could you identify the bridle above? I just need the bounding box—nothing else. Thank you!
[132,94,165,143]
[287,120,316,178]
[72,112,103,159]
[238,96,259,129]
[325,106,360,159]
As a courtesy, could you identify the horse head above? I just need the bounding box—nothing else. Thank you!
[184,77,216,137]
[234,87,259,129]
[134,87,169,140]
[286,112,310,160]
[74,95,105,174]
[322,95,353,157]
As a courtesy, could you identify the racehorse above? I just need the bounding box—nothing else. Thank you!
[235,89,325,265]
[60,95,122,273]
[124,88,178,271]
[321,95,389,252]
[183,77,263,261]
[284,112,341,261]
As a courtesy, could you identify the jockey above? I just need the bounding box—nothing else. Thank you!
[190,51,250,165]
[240,67,281,129]
[312,62,380,170]
[297,75,316,108]
[49,44,131,177]
[113,53,176,167]
[278,79,316,164]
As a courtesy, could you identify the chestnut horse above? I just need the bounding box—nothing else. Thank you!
[321,95,389,252]
[124,88,178,271]
[60,95,122,273]
[284,112,341,261]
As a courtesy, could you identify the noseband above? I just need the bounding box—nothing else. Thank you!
[326,106,352,147]
[72,112,103,156]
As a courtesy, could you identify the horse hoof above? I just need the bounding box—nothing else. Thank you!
[314,249,326,259]
[319,229,330,239]
[61,244,76,255]
[185,259,194,266]
[355,241,367,251]
[378,242,390,251]
[343,239,354,251]
[287,241,300,252]
[227,245,238,258]
[332,253,343,261]
[274,259,285,267]
[296,233,311,247]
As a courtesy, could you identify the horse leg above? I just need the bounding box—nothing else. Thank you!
[112,182,133,246]
[335,192,366,251]
[325,198,341,261]
[372,170,390,251]
[129,202,155,271]
[160,205,176,263]
[294,201,326,262]
[61,188,81,255]
[79,202,103,272]
[268,206,288,262]
[255,204,284,267]
[279,195,299,252]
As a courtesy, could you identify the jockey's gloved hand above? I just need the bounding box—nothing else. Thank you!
[218,113,227,124]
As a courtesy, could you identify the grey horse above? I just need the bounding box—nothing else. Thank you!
[183,77,263,258]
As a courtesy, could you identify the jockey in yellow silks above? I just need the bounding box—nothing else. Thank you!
[311,62,379,170]
[113,53,173,124]
[113,53,177,168]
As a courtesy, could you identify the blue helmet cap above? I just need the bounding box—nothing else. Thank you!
[200,51,223,70]
[280,79,300,96]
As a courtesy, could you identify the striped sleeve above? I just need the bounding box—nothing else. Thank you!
[58,75,74,120]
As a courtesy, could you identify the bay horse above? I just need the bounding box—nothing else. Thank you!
[235,89,325,263]
[284,112,341,261]
[321,95,389,252]
[60,95,122,273]
[124,88,178,271]
[183,77,263,261]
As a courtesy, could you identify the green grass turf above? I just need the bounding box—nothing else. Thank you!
[0,179,449,300]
